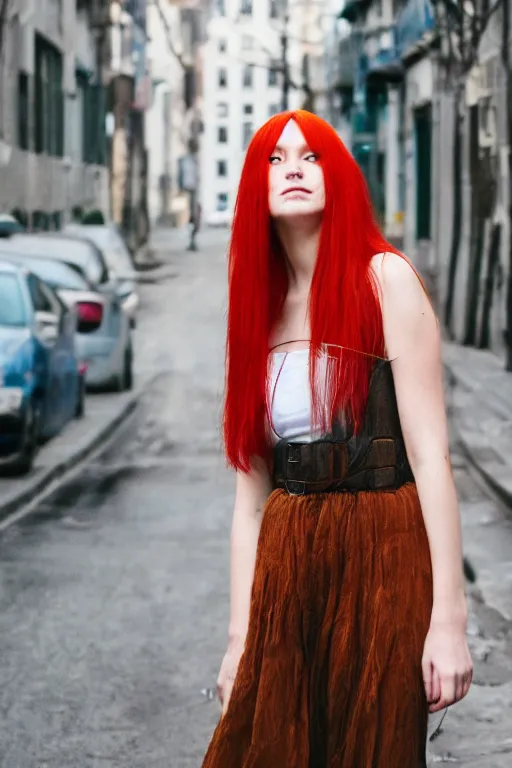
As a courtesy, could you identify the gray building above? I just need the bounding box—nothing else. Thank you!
[0,0,110,229]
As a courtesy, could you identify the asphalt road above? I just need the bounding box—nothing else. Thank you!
[0,229,511,767]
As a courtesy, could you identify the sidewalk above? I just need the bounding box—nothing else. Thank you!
[443,342,512,509]
[0,385,145,525]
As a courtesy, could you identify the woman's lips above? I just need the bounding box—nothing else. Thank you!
[281,187,312,196]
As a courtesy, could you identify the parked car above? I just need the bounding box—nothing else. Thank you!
[0,235,133,391]
[0,213,25,237]
[0,261,87,474]
[63,223,139,327]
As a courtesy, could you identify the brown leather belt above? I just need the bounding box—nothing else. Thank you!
[272,438,414,495]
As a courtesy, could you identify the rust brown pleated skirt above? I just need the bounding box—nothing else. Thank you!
[203,483,433,768]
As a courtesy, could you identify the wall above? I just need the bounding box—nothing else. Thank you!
[0,0,108,221]
[435,11,509,357]
[403,55,433,268]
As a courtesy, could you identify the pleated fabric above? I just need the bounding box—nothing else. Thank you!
[203,483,433,768]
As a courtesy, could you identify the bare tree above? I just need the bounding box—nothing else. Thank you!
[436,0,503,344]
[502,0,512,368]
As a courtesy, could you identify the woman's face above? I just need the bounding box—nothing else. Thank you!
[268,120,325,220]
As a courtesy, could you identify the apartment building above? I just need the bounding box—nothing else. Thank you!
[200,0,307,224]
[0,0,109,228]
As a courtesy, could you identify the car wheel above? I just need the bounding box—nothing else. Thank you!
[114,346,133,392]
[11,403,40,475]
[124,346,134,391]
[75,376,86,419]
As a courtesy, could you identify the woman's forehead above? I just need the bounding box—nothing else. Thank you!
[275,119,308,149]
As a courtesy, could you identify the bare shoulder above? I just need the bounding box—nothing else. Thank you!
[371,251,423,294]
[370,252,438,358]
[371,251,431,312]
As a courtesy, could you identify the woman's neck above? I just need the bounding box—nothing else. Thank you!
[274,216,321,294]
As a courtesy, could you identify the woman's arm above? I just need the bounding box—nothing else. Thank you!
[228,458,272,648]
[372,252,472,710]
[217,458,272,714]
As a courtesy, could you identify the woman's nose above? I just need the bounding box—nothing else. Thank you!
[285,166,304,180]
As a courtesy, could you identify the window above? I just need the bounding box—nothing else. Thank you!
[25,259,90,291]
[269,0,280,18]
[0,273,27,327]
[240,0,253,14]
[18,72,29,150]
[218,38,227,53]
[218,126,228,143]
[243,64,254,88]
[269,103,279,116]
[217,102,229,117]
[217,192,229,211]
[243,104,253,115]
[215,0,226,14]
[218,68,228,87]
[268,66,278,87]
[242,121,253,149]
[217,159,228,177]
[75,67,107,166]
[35,34,64,157]
[27,274,53,313]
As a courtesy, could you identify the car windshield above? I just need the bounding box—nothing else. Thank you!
[0,272,27,327]
[67,226,134,275]
[21,258,90,291]
[3,235,107,285]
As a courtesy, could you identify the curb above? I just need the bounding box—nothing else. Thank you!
[0,384,144,525]
[444,360,512,511]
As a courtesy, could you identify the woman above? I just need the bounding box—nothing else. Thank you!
[202,111,472,767]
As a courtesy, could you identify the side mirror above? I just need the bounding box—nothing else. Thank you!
[35,311,60,344]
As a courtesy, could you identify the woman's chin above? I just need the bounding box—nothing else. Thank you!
[274,203,324,221]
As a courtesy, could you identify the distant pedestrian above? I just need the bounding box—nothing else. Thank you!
[188,199,201,252]
[202,111,472,767]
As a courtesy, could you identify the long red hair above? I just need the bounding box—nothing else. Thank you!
[224,110,401,472]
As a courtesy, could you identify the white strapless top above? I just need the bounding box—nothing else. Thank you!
[269,348,320,443]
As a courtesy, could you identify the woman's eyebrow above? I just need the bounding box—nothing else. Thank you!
[272,143,311,154]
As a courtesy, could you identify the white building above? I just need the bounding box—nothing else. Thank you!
[145,0,190,226]
[199,0,307,224]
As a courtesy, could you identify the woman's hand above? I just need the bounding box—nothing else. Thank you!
[422,617,473,713]
[216,638,245,717]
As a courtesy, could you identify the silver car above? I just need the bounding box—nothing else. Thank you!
[0,235,133,391]
[63,223,139,327]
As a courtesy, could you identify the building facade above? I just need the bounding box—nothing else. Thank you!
[109,0,151,250]
[145,0,206,228]
[0,0,109,228]
[336,0,511,363]
[199,0,307,224]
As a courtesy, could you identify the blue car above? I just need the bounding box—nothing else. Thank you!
[0,261,85,474]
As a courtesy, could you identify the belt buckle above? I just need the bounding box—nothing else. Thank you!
[284,479,306,495]
[286,443,301,463]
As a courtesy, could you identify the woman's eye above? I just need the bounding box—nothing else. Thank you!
[305,153,319,162]
[269,156,281,164]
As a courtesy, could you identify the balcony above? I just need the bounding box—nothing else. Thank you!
[366,46,403,85]
[395,0,435,59]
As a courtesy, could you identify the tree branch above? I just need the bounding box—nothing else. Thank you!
[154,0,187,71]
[480,0,502,34]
